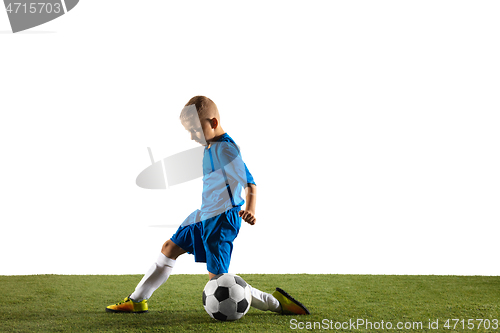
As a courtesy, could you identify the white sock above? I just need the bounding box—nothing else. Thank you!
[130,253,175,302]
[248,285,281,312]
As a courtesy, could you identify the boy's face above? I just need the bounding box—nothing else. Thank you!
[180,105,219,146]
[182,118,206,145]
[182,116,216,146]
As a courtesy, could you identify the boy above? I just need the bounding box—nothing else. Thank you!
[106,96,309,316]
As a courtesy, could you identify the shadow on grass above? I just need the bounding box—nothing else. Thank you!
[75,309,285,332]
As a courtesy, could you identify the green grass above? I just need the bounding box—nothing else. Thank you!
[1,274,499,332]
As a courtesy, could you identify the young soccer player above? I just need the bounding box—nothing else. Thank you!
[106,96,309,316]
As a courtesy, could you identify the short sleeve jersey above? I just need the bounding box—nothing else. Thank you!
[200,133,255,221]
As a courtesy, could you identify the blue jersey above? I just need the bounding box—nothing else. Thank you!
[200,133,255,221]
[180,133,255,226]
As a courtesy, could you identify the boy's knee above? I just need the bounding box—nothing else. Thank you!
[161,240,186,260]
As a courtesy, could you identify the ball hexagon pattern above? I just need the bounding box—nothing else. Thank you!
[202,273,252,321]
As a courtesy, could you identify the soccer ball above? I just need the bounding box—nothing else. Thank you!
[202,273,252,321]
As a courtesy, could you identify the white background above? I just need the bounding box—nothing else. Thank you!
[1,1,499,276]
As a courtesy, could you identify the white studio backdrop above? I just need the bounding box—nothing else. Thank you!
[0,1,499,276]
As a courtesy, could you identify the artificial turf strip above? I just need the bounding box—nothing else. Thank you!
[1,274,499,332]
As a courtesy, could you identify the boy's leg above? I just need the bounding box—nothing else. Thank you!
[248,285,281,312]
[106,212,204,313]
[129,240,185,301]
[106,240,186,313]
[249,286,310,315]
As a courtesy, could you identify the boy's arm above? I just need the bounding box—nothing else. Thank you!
[239,184,257,225]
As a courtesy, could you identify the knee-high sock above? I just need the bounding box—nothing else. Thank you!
[248,285,281,312]
[130,253,175,302]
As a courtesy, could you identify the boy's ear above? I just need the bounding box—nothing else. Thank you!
[210,118,218,129]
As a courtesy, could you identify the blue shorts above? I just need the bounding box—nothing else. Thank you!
[170,206,241,275]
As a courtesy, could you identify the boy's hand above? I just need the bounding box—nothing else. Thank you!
[239,209,256,225]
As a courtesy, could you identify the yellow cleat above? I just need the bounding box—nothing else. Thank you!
[106,296,148,313]
[272,288,310,315]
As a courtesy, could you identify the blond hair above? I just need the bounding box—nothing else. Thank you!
[180,96,220,122]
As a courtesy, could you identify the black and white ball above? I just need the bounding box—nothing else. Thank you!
[202,273,252,321]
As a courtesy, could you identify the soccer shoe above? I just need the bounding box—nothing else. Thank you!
[272,288,310,315]
[105,296,148,313]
